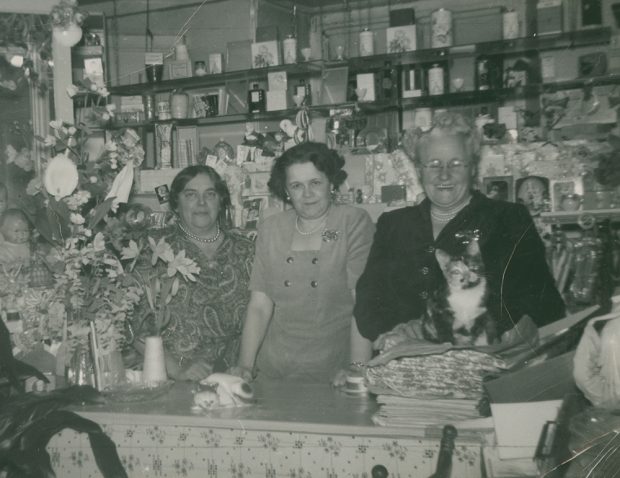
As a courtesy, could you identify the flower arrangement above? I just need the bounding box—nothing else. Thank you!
[50,0,87,30]
[67,77,116,128]
[120,235,200,336]
[14,113,147,355]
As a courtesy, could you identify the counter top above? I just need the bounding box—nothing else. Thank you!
[78,380,486,441]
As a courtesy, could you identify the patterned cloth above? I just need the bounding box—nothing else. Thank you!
[135,226,254,371]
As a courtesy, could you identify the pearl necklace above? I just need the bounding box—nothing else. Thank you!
[430,197,471,224]
[177,221,221,244]
[295,215,327,236]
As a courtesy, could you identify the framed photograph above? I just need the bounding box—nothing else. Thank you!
[386,25,417,53]
[483,176,515,202]
[242,197,265,230]
[242,171,270,196]
[516,175,550,215]
[550,177,584,212]
[251,40,279,68]
[154,184,170,204]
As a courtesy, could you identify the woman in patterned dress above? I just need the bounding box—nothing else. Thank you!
[133,165,254,381]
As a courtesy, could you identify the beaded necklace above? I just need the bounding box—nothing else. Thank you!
[177,221,221,244]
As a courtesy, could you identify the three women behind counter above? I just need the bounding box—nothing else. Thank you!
[132,112,565,384]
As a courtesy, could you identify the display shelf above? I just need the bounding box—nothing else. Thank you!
[476,27,611,56]
[400,85,540,109]
[108,101,396,130]
[108,61,324,96]
[540,208,620,225]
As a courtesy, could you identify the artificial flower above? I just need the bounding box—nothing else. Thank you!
[43,153,79,200]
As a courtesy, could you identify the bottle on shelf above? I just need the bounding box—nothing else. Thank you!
[248,83,266,113]
[296,79,312,106]
[381,60,398,101]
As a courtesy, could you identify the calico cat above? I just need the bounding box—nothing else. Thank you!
[422,239,498,346]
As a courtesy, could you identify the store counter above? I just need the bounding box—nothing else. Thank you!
[48,380,485,477]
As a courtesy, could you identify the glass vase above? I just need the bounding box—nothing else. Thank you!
[66,344,95,386]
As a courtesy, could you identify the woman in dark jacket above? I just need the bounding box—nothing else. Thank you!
[354,112,565,342]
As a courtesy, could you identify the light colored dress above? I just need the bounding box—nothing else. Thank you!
[250,205,374,382]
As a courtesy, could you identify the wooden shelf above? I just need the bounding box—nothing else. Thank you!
[108,102,397,130]
[540,208,620,225]
[109,61,324,96]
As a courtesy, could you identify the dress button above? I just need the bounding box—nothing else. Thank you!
[426,245,435,254]
[312,257,319,264]
[310,280,318,288]
[284,280,291,287]
[286,257,294,264]
[419,291,428,299]
[421,266,429,275]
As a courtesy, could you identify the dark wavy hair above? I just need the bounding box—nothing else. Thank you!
[268,142,347,203]
[169,165,232,229]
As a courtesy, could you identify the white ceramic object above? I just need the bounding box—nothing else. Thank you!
[142,336,168,385]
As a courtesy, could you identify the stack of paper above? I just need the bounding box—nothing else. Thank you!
[371,395,481,428]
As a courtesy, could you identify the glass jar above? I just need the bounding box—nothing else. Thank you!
[170,89,189,119]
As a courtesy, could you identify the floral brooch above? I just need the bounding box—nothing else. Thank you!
[322,229,339,242]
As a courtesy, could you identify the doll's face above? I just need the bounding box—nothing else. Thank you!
[1,216,30,244]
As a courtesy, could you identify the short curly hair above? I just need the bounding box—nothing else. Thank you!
[268,142,348,203]
[401,111,482,167]
[169,165,232,229]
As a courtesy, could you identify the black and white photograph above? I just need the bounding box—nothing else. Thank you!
[1,1,618,477]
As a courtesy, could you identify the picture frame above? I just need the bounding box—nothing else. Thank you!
[516,175,550,215]
[242,197,265,230]
[191,87,227,117]
[251,40,280,68]
[167,60,192,79]
[242,171,271,196]
[482,176,515,202]
[549,177,584,212]
[386,25,417,53]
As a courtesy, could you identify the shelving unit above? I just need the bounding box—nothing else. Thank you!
[105,26,613,131]
[541,209,620,226]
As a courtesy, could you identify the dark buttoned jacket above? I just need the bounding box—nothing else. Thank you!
[354,191,566,341]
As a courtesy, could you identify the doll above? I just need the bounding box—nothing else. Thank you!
[0,208,31,266]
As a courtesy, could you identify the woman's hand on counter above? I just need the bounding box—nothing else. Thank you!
[331,368,348,387]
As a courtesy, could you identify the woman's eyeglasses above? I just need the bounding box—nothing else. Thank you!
[421,159,469,173]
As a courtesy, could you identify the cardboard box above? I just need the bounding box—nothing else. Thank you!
[537,0,563,35]
[453,7,502,45]
[266,90,287,111]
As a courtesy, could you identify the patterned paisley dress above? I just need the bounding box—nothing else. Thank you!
[135,226,254,371]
